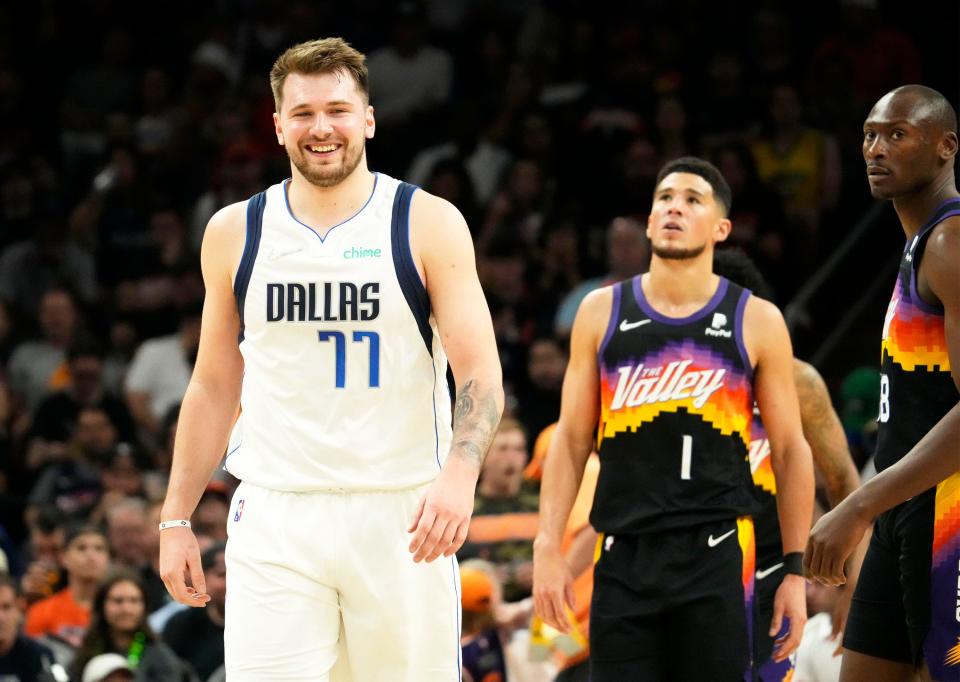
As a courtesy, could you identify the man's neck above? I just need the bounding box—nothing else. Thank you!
[286,164,375,237]
[68,577,98,605]
[644,256,719,315]
[892,174,959,239]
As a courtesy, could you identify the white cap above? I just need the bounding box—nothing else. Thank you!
[82,653,133,682]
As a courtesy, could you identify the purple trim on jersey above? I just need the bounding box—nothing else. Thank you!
[633,275,729,325]
[756,619,794,681]
[597,282,623,362]
[282,173,379,243]
[908,209,960,315]
[734,288,754,381]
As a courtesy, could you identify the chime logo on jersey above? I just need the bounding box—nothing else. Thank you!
[610,359,726,411]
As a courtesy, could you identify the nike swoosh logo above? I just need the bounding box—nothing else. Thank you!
[268,247,305,261]
[620,319,652,332]
[707,528,737,548]
[755,562,784,580]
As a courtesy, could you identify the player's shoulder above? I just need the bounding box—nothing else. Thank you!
[409,187,468,232]
[922,213,960,304]
[743,292,784,327]
[205,201,248,242]
[575,285,616,332]
[926,213,960,256]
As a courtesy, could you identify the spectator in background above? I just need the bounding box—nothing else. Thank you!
[0,574,60,681]
[162,543,225,681]
[460,559,556,682]
[124,306,200,441]
[7,288,80,414]
[105,498,166,613]
[25,407,110,522]
[524,424,596,682]
[25,523,109,650]
[750,83,841,265]
[367,2,454,169]
[514,338,567,441]
[710,143,789,297]
[0,209,97,321]
[460,419,539,603]
[113,207,202,340]
[18,507,67,606]
[71,569,183,682]
[30,336,137,448]
[80,653,135,682]
[554,216,650,337]
[190,490,229,545]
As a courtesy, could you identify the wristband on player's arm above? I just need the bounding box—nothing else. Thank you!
[783,551,803,576]
[159,520,191,531]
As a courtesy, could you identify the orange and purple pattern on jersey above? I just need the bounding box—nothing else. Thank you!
[881,278,951,372]
[598,339,752,448]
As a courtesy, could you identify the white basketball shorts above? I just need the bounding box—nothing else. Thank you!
[224,480,463,681]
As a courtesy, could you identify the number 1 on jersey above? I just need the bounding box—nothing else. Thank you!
[317,330,380,388]
[681,434,692,480]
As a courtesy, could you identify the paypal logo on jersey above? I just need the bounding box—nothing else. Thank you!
[344,246,382,259]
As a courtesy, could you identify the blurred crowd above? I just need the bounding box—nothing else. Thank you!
[0,0,954,680]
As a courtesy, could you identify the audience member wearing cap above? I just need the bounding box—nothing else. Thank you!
[25,523,109,649]
[460,560,555,682]
[71,568,184,682]
[81,652,134,682]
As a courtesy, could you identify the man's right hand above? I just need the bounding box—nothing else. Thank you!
[159,526,210,607]
[532,540,575,633]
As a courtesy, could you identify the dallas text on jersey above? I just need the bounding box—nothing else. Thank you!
[266,281,381,322]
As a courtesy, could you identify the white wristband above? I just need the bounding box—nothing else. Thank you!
[158,519,191,531]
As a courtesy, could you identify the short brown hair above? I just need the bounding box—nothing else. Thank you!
[270,37,369,111]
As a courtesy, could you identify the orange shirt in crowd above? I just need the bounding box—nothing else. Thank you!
[25,588,90,647]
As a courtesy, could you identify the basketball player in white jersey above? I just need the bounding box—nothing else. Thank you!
[157,38,504,681]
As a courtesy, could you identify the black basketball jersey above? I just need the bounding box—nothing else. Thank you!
[876,198,960,472]
[747,406,782,559]
[592,275,757,535]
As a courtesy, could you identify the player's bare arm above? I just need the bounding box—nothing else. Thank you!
[793,359,866,641]
[806,218,960,585]
[746,296,814,661]
[534,287,609,632]
[405,190,504,564]
[159,202,246,606]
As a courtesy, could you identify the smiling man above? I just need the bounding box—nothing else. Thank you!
[158,37,503,682]
[534,157,814,681]
[805,85,960,682]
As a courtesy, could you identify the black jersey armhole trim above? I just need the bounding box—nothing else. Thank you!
[734,287,754,381]
[233,190,266,344]
[391,182,433,356]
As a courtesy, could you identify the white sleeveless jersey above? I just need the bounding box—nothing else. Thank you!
[224,174,453,491]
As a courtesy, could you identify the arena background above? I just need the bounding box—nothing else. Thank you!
[0,0,957,676]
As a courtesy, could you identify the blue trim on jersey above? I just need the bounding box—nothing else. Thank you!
[450,555,463,681]
[432,358,443,470]
[282,173,379,243]
[234,191,267,343]
[597,281,622,362]
[633,274,730,325]
[734,287,754,381]
[391,182,434,355]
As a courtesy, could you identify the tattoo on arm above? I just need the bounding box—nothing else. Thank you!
[451,379,502,467]
[796,365,859,506]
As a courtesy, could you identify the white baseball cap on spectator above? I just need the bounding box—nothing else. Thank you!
[82,653,134,682]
